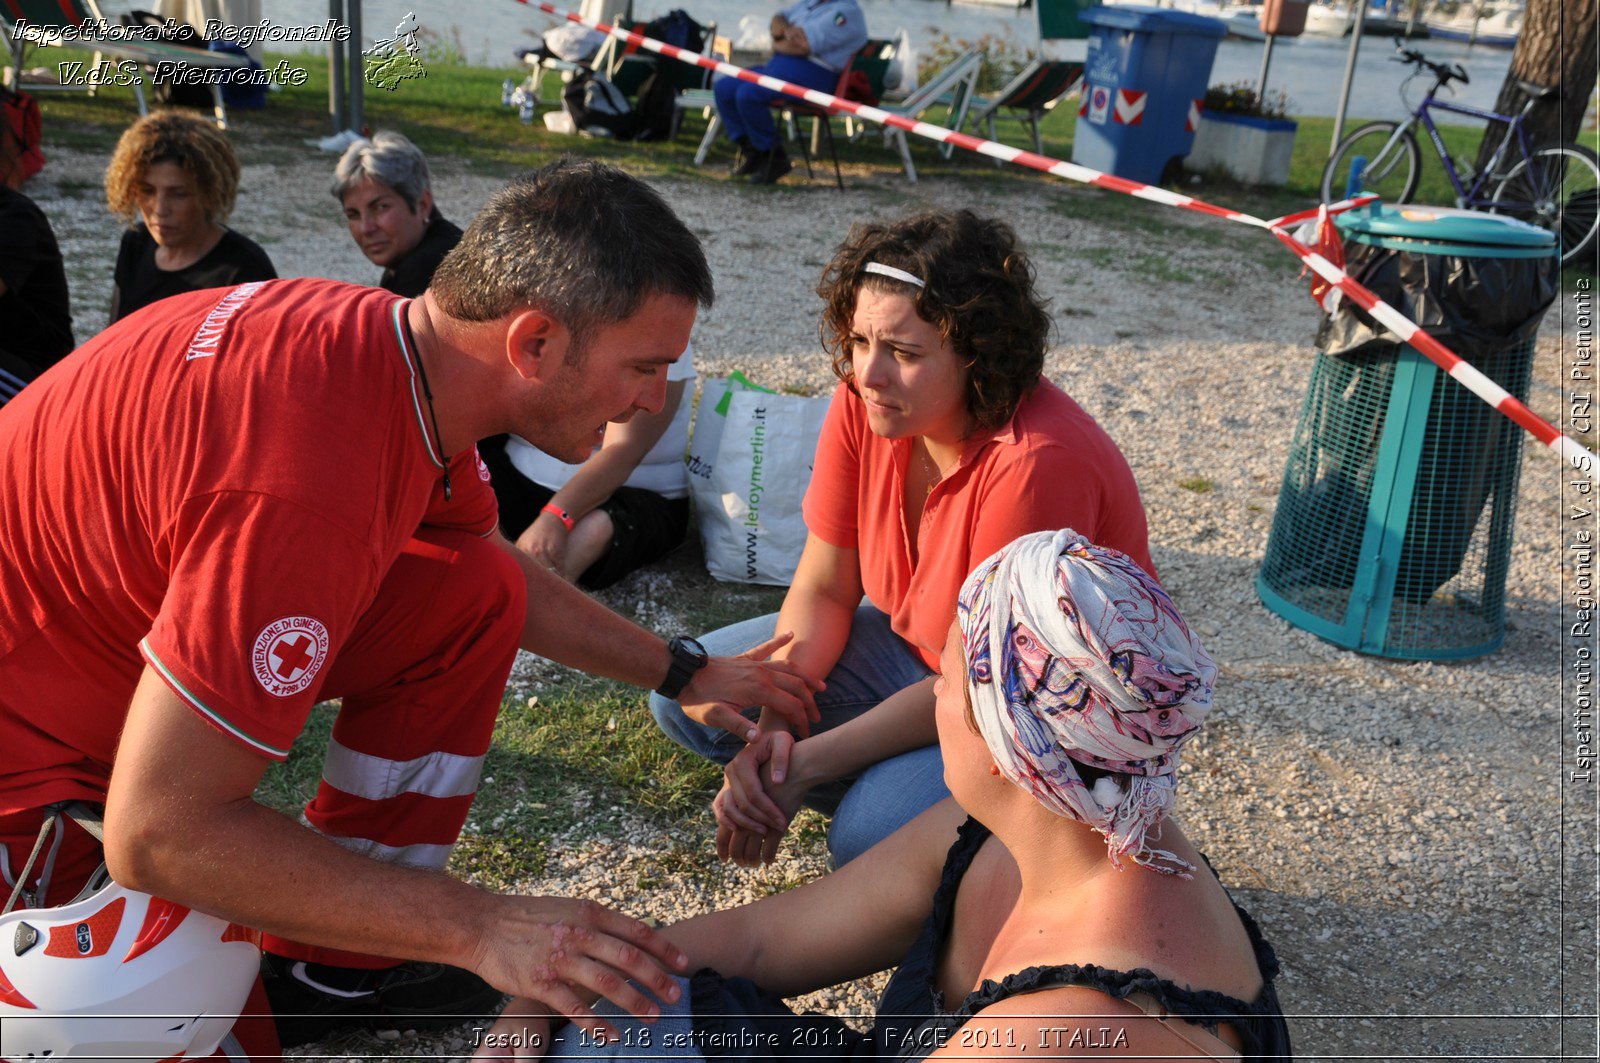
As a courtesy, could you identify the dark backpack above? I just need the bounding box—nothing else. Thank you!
[562,70,640,139]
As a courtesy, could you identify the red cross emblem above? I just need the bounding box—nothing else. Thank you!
[253,616,329,697]
[270,634,316,680]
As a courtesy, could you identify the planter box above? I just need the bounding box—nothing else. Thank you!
[1187,110,1298,187]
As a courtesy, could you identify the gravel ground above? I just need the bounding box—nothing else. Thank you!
[24,143,1592,1060]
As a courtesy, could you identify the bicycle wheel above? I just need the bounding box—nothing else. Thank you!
[1490,141,1600,269]
[1320,121,1422,204]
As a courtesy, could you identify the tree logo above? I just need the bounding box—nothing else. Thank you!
[363,12,426,91]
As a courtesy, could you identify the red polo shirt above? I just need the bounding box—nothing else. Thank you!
[0,279,497,814]
[802,379,1154,669]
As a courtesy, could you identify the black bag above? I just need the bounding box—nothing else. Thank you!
[627,10,709,141]
[561,70,639,139]
[631,67,678,141]
[640,9,707,53]
[121,9,213,109]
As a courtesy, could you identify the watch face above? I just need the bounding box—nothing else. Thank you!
[682,637,708,663]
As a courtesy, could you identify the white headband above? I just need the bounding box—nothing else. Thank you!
[863,262,925,289]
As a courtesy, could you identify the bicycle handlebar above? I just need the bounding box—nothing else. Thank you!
[1390,44,1470,86]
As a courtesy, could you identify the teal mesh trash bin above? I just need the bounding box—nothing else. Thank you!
[1258,204,1559,659]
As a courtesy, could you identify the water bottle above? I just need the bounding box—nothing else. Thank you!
[1457,155,1476,182]
[501,77,515,107]
[519,92,536,124]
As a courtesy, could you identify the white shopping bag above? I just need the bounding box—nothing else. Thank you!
[699,387,829,586]
[686,372,770,527]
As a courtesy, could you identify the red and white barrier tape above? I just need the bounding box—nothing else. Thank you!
[514,0,1593,481]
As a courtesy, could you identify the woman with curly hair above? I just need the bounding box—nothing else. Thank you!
[651,209,1154,867]
[105,110,275,323]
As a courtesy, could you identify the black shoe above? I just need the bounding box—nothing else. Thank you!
[262,952,505,1045]
[733,143,768,177]
[748,145,792,185]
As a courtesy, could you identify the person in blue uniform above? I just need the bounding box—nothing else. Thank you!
[712,0,867,185]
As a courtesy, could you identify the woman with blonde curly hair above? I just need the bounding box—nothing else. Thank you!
[651,209,1155,869]
[105,110,275,323]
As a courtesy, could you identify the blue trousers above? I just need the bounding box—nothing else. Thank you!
[649,606,948,867]
[712,54,840,152]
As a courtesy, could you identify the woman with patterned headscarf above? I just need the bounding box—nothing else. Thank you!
[477,530,1293,1062]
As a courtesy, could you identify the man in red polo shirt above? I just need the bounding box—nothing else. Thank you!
[0,158,818,1054]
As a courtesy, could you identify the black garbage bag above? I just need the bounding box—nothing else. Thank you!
[1287,237,1557,601]
[1317,241,1557,361]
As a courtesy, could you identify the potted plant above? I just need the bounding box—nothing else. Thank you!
[1186,81,1298,187]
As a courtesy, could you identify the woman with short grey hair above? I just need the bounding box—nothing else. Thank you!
[333,130,461,297]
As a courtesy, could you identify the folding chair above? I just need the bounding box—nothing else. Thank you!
[964,59,1083,158]
[671,33,729,141]
[876,49,982,182]
[2,0,252,128]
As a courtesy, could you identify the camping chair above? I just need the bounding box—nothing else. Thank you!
[670,33,729,140]
[876,48,982,182]
[964,59,1082,158]
[838,40,892,140]
[769,59,858,190]
[2,0,252,128]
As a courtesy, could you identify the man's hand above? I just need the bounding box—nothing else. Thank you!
[471,895,688,1039]
[474,998,555,1061]
[677,633,822,741]
[515,514,569,578]
[714,731,811,867]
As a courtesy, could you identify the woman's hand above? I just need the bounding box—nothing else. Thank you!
[515,514,569,577]
[474,998,555,1061]
[718,730,796,832]
[714,733,813,866]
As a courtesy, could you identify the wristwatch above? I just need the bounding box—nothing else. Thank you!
[655,636,709,700]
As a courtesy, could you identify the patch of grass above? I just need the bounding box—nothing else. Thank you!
[497,677,723,820]
[1180,477,1217,493]
[451,830,550,891]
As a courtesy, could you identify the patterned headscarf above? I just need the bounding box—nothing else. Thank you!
[956,529,1216,876]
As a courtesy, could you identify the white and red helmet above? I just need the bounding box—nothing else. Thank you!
[0,866,260,1060]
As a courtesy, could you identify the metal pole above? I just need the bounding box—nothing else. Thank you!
[328,0,346,133]
[1256,33,1276,100]
[1329,0,1369,150]
[347,0,364,135]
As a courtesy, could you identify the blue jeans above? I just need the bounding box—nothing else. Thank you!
[712,54,840,152]
[649,606,948,866]
[538,977,701,1062]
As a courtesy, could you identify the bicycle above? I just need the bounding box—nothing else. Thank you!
[1320,44,1599,268]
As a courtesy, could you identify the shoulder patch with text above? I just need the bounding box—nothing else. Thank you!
[252,615,330,697]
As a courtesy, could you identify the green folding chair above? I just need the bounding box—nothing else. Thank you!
[964,59,1083,157]
[877,48,982,182]
[2,0,252,127]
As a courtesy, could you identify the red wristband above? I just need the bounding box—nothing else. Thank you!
[540,503,575,531]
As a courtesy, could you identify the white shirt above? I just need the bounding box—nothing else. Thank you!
[506,343,696,499]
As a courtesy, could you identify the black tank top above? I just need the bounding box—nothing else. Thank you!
[685,817,1293,1061]
[869,817,1293,1061]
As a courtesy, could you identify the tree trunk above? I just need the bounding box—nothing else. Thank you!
[1474,0,1598,172]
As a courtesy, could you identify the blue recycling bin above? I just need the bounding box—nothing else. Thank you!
[1073,6,1226,185]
